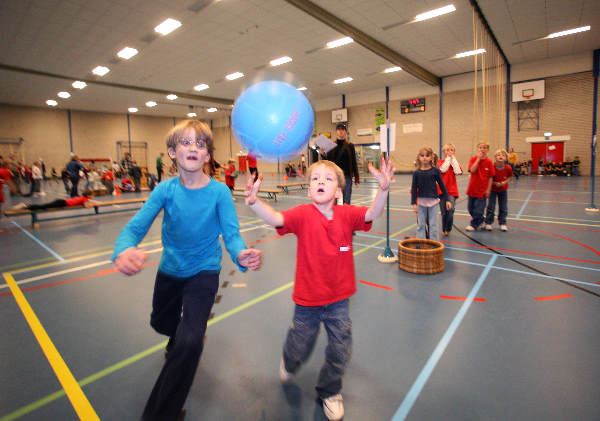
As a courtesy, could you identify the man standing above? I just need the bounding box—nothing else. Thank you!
[325,123,359,204]
[156,152,165,183]
[66,155,85,197]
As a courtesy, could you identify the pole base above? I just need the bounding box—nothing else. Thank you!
[378,247,398,263]
[585,206,599,212]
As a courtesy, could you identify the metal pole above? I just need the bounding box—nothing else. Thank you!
[586,49,599,211]
[67,109,73,153]
[379,86,395,261]
[505,63,511,151]
[439,79,443,157]
[126,113,132,155]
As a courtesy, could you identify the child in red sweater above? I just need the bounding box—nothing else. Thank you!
[484,149,513,231]
[437,143,462,236]
[466,141,495,231]
[223,158,238,198]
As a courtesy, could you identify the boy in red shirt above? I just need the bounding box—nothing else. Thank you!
[437,143,462,236]
[244,157,395,421]
[466,141,495,231]
[223,158,237,198]
[485,149,513,231]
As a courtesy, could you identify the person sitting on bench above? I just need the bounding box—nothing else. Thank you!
[11,192,99,211]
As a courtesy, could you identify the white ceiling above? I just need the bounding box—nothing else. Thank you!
[0,0,598,119]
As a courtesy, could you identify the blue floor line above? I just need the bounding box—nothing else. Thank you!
[391,255,498,421]
[10,220,66,263]
[515,191,534,219]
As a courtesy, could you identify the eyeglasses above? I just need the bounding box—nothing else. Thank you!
[177,138,207,149]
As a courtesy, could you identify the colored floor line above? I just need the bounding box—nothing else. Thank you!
[508,223,600,257]
[534,293,573,301]
[440,295,486,302]
[359,280,394,290]
[1,272,99,421]
[391,255,499,421]
[1,232,383,420]
[9,220,66,263]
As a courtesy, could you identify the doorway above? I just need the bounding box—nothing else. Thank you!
[530,142,564,174]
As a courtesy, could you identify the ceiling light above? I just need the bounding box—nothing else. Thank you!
[225,72,244,80]
[72,81,87,89]
[384,66,402,73]
[297,86,307,91]
[546,25,590,39]
[128,107,138,113]
[194,83,209,91]
[166,94,178,100]
[207,107,217,112]
[57,91,71,99]
[327,37,353,49]
[270,56,292,66]
[117,47,139,59]
[145,101,157,107]
[544,132,552,137]
[187,112,197,117]
[333,77,353,84]
[414,5,456,22]
[92,66,110,76]
[155,18,182,35]
[46,99,58,106]
[454,48,486,58]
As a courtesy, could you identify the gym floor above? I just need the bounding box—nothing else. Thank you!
[1,173,599,421]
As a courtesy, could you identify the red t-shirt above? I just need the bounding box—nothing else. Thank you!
[437,159,461,197]
[491,164,513,192]
[224,164,236,188]
[65,196,89,206]
[466,156,495,198]
[276,203,372,306]
[0,168,12,202]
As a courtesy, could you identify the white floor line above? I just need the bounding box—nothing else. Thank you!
[515,191,534,219]
[10,220,66,263]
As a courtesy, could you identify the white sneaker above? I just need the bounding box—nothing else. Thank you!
[322,394,344,420]
[500,225,508,231]
[485,224,493,231]
[465,225,475,231]
[279,358,294,383]
[12,202,27,210]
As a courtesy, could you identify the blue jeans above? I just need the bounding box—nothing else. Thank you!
[342,175,353,204]
[416,204,439,240]
[468,196,486,228]
[142,270,219,421]
[282,299,352,399]
[439,196,456,233]
[485,190,508,225]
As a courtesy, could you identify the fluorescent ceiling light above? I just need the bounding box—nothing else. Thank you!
[226,72,244,80]
[57,91,71,99]
[544,132,552,137]
[369,145,380,149]
[297,86,307,91]
[194,83,209,91]
[547,25,590,39]
[46,99,58,106]
[92,66,110,76]
[327,37,353,49]
[72,81,87,89]
[128,107,138,113]
[454,48,486,58]
[166,94,178,100]
[145,101,157,107]
[117,47,139,59]
[187,112,197,117]
[270,56,292,66]
[333,77,353,84]
[384,66,402,73]
[207,107,218,112]
[414,5,456,22]
[155,18,182,35]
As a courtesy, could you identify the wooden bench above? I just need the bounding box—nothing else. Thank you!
[233,187,280,201]
[276,181,308,194]
[3,198,147,228]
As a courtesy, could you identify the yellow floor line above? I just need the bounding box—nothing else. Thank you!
[2,272,99,421]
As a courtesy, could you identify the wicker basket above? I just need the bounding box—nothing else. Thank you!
[398,238,445,274]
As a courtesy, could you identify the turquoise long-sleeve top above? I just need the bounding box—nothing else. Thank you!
[112,177,247,277]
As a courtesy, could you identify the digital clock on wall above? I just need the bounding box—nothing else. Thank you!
[401,98,426,113]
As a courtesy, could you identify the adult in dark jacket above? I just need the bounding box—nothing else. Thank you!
[325,123,359,204]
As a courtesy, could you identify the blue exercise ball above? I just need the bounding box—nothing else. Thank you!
[231,80,314,162]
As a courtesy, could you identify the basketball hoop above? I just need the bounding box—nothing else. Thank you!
[522,88,534,101]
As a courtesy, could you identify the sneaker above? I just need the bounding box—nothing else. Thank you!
[485,224,493,231]
[500,224,508,231]
[465,225,475,232]
[11,202,27,210]
[279,358,294,383]
[322,394,344,420]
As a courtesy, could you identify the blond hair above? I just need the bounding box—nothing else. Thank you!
[415,147,436,169]
[307,160,345,188]
[477,141,490,149]
[494,149,508,159]
[442,143,456,153]
[165,120,216,175]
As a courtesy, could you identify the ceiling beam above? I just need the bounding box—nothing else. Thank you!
[0,63,234,106]
[285,0,440,87]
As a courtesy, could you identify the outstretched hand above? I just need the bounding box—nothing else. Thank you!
[237,248,263,270]
[245,173,264,205]
[368,155,396,191]
[113,247,148,276]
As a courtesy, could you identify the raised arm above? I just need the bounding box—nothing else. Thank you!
[245,173,284,226]
[365,155,395,222]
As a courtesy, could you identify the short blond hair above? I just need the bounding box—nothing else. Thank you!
[442,143,456,153]
[415,147,436,169]
[477,141,490,149]
[494,149,508,159]
[307,161,345,188]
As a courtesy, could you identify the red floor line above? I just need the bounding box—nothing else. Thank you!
[440,295,486,302]
[359,280,394,290]
[534,293,573,301]
[508,223,600,257]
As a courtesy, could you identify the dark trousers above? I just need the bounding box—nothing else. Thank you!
[157,167,163,183]
[439,195,456,233]
[467,196,486,228]
[69,175,80,197]
[142,270,219,421]
[27,199,67,210]
[342,175,352,204]
[485,190,508,225]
